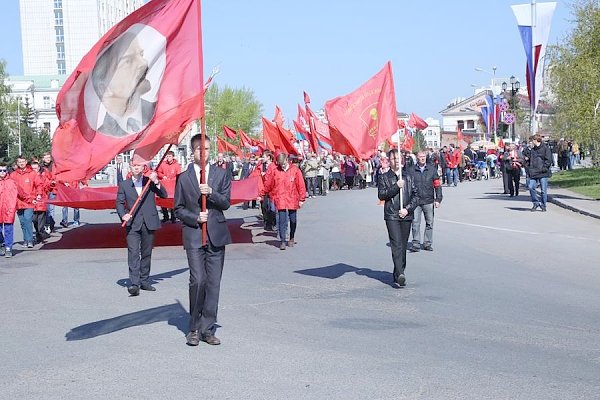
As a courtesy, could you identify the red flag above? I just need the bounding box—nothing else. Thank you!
[273,106,284,127]
[296,104,308,127]
[303,91,311,104]
[262,117,298,155]
[402,130,415,152]
[397,119,406,129]
[408,113,428,130]
[324,61,397,160]
[223,125,237,140]
[217,137,243,157]
[239,129,265,152]
[52,0,203,181]
[304,104,321,153]
[293,119,309,138]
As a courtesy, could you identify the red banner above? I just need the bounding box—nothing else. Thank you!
[262,117,299,156]
[52,0,203,182]
[325,61,397,160]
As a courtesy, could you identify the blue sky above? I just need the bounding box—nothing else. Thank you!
[1,0,573,124]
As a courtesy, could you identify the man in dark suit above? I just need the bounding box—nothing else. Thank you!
[175,134,231,346]
[116,162,167,296]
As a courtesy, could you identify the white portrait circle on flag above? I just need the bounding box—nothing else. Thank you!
[84,23,167,138]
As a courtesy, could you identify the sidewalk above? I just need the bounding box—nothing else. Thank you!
[547,186,600,220]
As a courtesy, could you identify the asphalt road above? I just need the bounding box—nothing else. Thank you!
[1,177,599,399]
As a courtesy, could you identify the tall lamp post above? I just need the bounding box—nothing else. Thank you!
[502,76,520,142]
[475,66,498,141]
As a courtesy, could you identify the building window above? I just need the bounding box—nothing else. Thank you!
[43,122,51,132]
[54,9,63,25]
[43,96,51,109]
[55,26,64,43]
[457,120,465,130]
[467,120,475,129]
[57,60,66,74]
[56,43,65,60]
[54,0,62,8]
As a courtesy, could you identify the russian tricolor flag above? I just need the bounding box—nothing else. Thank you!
[511,2,557,118]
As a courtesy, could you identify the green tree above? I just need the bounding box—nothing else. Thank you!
[548,0,600,163]
[0,59,16,161]
[412,129,427,152]
[204,84,263,147]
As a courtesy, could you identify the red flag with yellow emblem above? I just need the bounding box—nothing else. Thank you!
[324,62,397,160]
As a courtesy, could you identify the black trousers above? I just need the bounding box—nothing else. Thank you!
[385,219,412,280]
[502,166,510,193]
[186,243,225,335]
[33,211,46,237]
[126,222,155,286]
[507,168,521,195]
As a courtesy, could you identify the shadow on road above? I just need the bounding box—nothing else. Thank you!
[294,263,396,288]
[504,207,534,212]
[116,267,188,288]
[65,301,188,341]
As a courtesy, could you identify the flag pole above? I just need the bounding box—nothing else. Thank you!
[396,126,404,212]
[199,0,207,246]
[121,144,173,227]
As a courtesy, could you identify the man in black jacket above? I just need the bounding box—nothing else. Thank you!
[524,134,552,212]
[175,134,232,346]
[409,151,443,252]
[116,162,167,296]
[378,149,419,287]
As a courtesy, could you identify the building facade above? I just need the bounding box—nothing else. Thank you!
[20,0,143,76]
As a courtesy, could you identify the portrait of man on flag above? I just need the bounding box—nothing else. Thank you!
[84,23,167,139]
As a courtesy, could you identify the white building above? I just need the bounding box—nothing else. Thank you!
[422,118,441,149]
[20,0,144,76]
[4,75,66,136]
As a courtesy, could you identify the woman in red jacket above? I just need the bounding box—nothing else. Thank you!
[261,152,307,250]
[10,155,41,248]
[31,161,52,243]
[0,162,18,257]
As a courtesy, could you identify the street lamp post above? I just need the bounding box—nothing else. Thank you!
[502,76,520,142]
[475,66,498,141]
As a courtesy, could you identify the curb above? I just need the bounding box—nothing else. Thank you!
[547,194,600,220]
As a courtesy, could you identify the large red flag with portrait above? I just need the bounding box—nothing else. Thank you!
[325,62,397,160]
[52,0,203,182]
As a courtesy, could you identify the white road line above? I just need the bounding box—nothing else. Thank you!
[438,218,600,242]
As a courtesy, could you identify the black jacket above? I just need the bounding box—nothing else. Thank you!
[378,169,419,221]
[116,176,167,231]
[526,143,552,179]
[409,163,443,206]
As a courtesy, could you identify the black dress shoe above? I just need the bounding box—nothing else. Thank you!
[186,331,200,346]
[201,334,221,345]
[140,283,156,291]
[540,206,547,212]
[128,285,140,296]
[530,205,538,212]
[395,274,406,287]
[423,245,433,251]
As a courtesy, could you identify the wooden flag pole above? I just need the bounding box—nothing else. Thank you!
[200,118,208,246]
[121,144,173,227]
[396,129,404,212]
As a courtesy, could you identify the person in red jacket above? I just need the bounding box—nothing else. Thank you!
[444,144,461,187]
[156,150,181,222]
[9,155,41,248]
[260,152,306,250]
[30,161,52,243]
[0,162,18,257]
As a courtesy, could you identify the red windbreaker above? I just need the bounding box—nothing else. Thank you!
[261,164,306,210]
[444,150,461,169]
[0,177,18,223]
[10,166,41,209]
[156,160,181,180]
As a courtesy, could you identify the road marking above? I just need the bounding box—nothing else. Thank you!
[438,218,600,242]
[438,219,540,235]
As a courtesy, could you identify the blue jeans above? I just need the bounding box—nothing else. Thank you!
[17,208,34,243]
[528,177,548,208]
[46,192,56,227]
[411,203,435,247]
[446,168,459,186]
[0,223,14,250]
[62,207,80,224]
[277,209,297,244]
